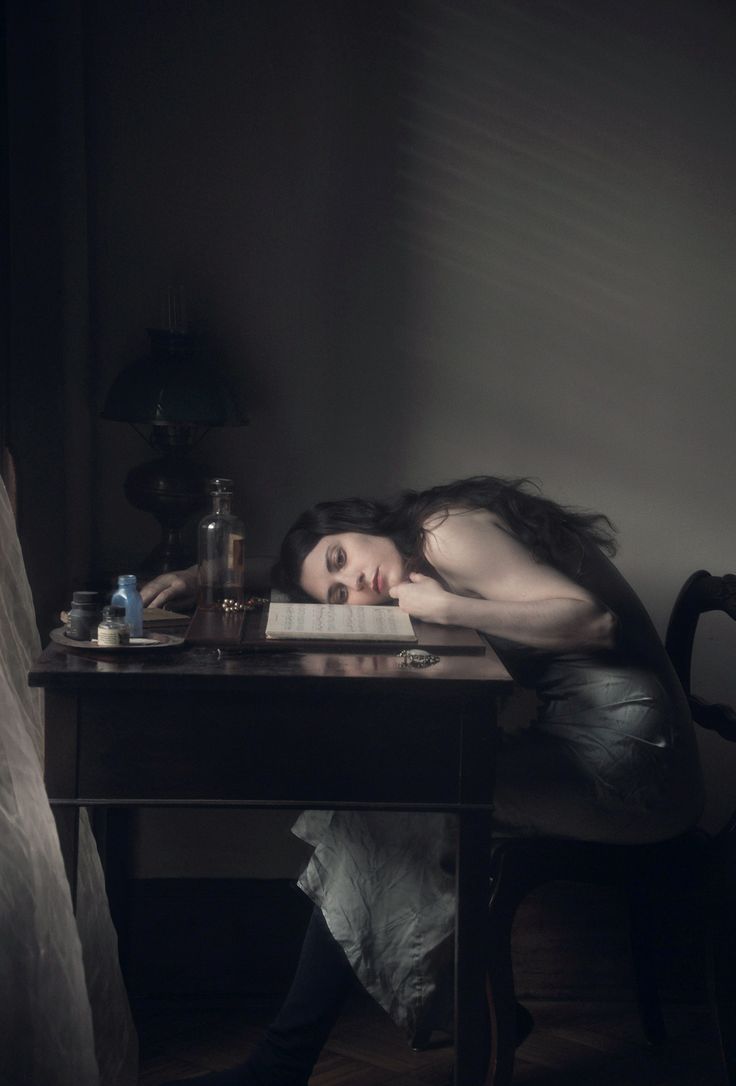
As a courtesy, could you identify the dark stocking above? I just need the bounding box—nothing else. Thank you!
[244,906,354,1083]
[160,907,353,1086]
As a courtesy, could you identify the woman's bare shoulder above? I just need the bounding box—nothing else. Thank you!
[422,506,597,603]
[422,505,503,539]
[421,507,510,569]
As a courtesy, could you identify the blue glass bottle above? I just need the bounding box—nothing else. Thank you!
[111,574,144,637]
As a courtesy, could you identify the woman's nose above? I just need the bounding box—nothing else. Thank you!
[354,571,366,592]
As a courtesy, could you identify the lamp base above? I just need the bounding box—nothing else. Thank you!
[136,528,197,578]
[124,454,211,577]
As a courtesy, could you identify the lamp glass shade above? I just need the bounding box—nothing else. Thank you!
[101,330,246,426]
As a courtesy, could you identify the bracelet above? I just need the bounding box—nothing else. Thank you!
[216,596,270,613]
[396,649,441,669]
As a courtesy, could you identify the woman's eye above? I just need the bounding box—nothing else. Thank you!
[328,584,348,605]
[335,548,346,570]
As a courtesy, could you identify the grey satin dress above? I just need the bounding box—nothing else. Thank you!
[292,545,705,1036]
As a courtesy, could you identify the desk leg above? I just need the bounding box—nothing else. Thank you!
[454,808,493,1086]
[45,691,82,912]
[52,806,80,910]
[91,806,135,975]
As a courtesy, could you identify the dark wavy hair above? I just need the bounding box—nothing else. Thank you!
[273,475,617,601]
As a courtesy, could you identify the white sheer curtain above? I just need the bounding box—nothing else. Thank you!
[0,475,138,1086]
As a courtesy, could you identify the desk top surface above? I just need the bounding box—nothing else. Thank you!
[30,639,512,691]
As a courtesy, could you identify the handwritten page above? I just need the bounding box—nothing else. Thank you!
[265,603,417,642]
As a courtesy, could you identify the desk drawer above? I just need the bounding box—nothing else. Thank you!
[70,686,496,808]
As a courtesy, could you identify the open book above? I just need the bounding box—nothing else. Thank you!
[265,602,417,642]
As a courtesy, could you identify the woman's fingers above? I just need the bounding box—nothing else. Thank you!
[146,586,174,608]
[390,572,432,597]
[140,573,187,608]
[388,575,450,624]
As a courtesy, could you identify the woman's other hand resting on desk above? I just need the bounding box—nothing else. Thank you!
[140,565,199,609]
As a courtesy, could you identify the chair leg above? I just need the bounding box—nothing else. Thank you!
[709,885,736,1084]
[709,936,736,1084]
[627,884,667,1045]
[485,896,520,1086]
[410,1027,432,1051]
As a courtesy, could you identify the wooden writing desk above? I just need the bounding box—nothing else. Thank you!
[30,630,511,1085]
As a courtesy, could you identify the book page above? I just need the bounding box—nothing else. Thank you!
[265,603,417,641]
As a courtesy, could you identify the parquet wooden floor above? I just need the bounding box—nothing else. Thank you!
[137,995,727,1085]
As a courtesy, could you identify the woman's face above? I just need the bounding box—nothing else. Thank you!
[299,532,407,605]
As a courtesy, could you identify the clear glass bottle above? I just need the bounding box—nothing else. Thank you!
[197,478,245,610]
[97,605,131,646]
[111,574,144,636]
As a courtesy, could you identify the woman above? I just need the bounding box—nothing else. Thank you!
[147,476,704,1086]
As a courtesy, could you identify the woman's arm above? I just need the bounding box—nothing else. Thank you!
[389,509,616,652]
[391,575,615,650]
[140,564,199,609]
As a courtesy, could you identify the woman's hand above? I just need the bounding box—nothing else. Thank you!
[389,573,454,625]
[139,565,199,610]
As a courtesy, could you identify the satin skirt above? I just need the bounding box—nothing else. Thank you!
[292,656,704,1035]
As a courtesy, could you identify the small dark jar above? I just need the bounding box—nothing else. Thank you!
[67,590,101,641]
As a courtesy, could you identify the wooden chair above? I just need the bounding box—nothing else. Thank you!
[665,571,736,1085]
[481,569,736,1086]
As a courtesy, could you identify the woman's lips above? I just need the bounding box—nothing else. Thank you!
[372,569,383,595]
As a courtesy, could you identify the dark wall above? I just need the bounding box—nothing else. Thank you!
[6,0,94,631]
[83,1,736,576]
[6,1,736,850]
[85,0,414,570]
[82,0,736,834]
[6,0,69,630]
